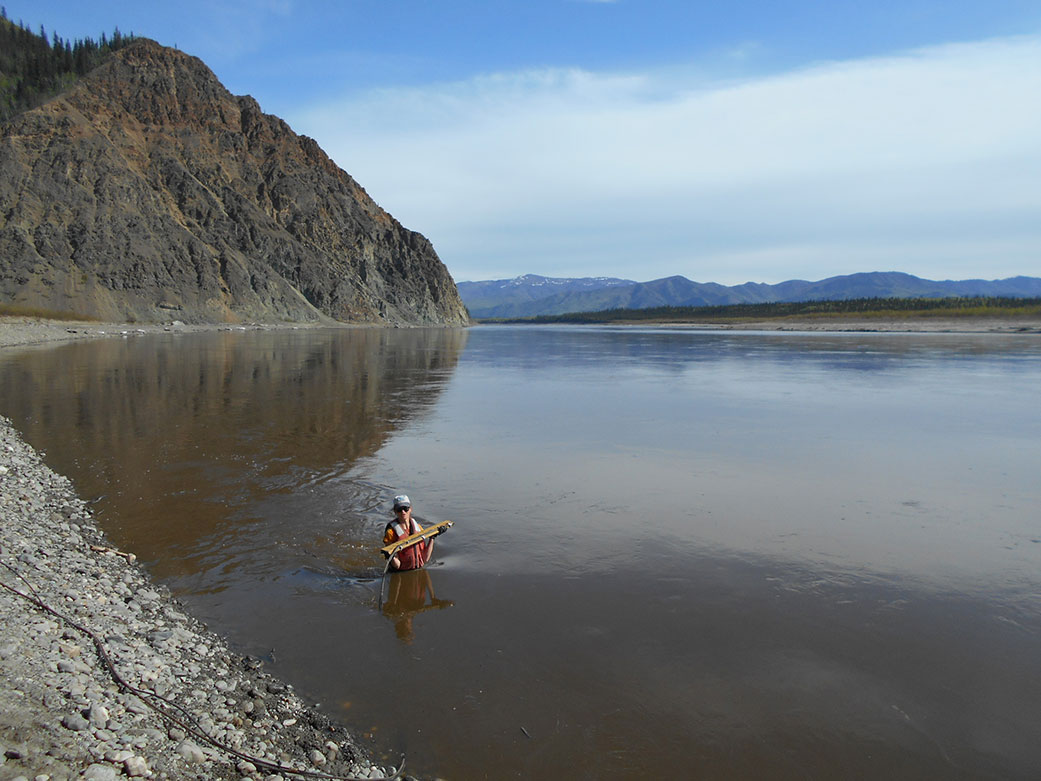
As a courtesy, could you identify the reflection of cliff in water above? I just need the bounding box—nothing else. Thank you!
[0,328,467,575]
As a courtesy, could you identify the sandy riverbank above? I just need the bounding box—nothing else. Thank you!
[0,319,408,780]
[619,316,1041,333]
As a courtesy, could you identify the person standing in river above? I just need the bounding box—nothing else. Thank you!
[383,494,435,571]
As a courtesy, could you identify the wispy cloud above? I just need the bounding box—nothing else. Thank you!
[297,35,1041,283]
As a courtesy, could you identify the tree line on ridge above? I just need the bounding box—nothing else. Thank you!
[0,8,137,121]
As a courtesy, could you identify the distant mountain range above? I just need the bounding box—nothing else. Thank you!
[458,272,1041,319]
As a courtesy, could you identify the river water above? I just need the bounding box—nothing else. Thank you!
[1,325,1040,779]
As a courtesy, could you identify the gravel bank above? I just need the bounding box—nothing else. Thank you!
[0,415,401,781]
[684,316,1041,333]
[0,319,405,780]
[0,318,336,350]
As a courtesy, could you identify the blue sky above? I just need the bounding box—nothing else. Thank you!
[13,1,1041,284]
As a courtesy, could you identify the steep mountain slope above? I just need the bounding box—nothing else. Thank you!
[461,272,1041,318]
[0,38,468,325]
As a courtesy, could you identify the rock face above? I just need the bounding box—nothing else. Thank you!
[0,39,469,326]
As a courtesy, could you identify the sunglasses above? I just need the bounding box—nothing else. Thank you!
[394,506,411,513]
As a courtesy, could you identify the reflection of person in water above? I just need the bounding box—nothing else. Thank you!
[381,567,454,644]
[383,494,433,571]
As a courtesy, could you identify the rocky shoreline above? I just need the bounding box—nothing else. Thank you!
[0,320,404,781]
[0,414,402,781]
[0,317,342,351]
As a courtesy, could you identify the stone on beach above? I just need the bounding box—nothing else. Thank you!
[82,764,120,780]
[123,755,149,777]
[60,714,90,732]
[175,739,205,763]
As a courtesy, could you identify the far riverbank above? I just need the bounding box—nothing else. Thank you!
[476,295,1041,333]
[648,315,1041,333]
[478,316,1041,333]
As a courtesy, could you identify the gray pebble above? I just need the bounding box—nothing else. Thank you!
[123,756,149,777]
[61,713,90,731]
[81,765,119,781]
[176,740,206,763]
[87,704,109,729]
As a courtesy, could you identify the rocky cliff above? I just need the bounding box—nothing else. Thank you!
[0,39,469,326]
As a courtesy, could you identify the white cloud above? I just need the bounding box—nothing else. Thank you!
[295,35,1041,283]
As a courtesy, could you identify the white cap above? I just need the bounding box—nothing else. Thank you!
[393,494,411,510]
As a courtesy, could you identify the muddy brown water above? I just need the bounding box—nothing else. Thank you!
[1,325,1040,779]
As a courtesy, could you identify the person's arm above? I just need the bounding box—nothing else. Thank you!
[384,526,401,570]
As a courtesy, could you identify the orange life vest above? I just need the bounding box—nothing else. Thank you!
[385,519,428,571]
